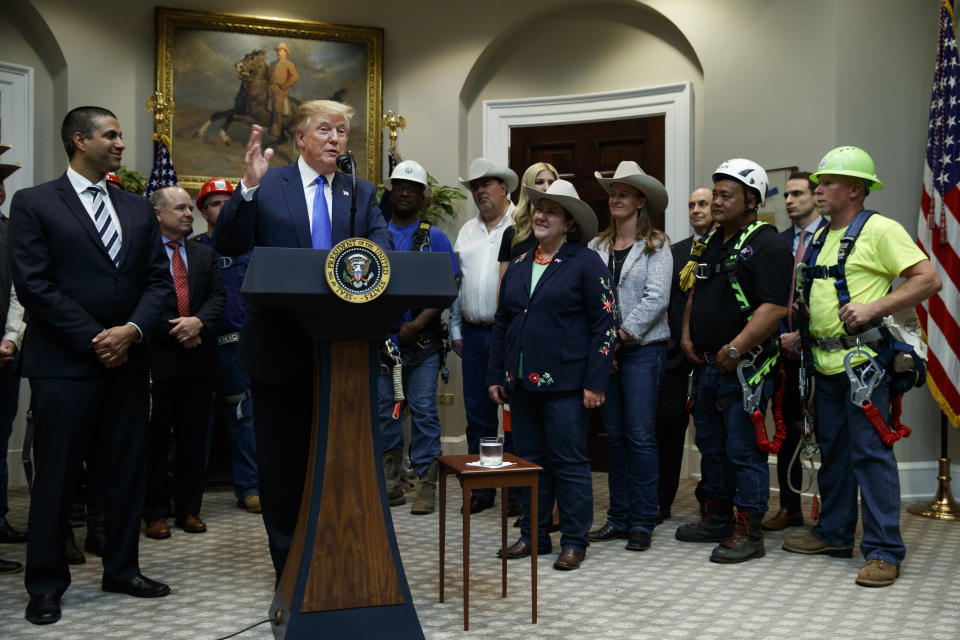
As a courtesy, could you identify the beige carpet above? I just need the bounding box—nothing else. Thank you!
[0,474,958,639]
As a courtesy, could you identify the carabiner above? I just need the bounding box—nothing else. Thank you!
[843,342,884,407]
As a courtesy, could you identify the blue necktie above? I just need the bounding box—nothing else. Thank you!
[311,175,331,249]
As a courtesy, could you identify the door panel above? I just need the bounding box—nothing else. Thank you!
[509,116,665,233]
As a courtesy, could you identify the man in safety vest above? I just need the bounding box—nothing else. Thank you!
[676,158,792,563]
[783,146,941,587]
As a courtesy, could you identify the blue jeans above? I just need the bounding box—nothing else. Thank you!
[378,353,442,475]
[603,342,666,534]
[213,343,258,499]
[692,364,771,513]
[510,389,592,553]
[0,350,21,521]
[811,372,905,564]
[461,322,513,502]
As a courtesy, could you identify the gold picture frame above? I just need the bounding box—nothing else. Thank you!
[757,165,799,231]
[155,7,383,191]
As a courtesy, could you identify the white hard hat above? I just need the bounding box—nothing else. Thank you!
[712,158,768,207]
[385,160,430,195]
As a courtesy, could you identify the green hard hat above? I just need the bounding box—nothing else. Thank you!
[810,146,884,191]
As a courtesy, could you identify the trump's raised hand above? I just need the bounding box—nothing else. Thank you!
[242,124,274,188]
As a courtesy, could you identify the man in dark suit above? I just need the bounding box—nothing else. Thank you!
[655,186,715,522]
[215,99,391,577]
[143,186,225,539]
[9,106,174,624]
[762,170,829,532]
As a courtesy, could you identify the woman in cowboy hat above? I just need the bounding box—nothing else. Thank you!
[586,161,672,552]
[487,179,616,571]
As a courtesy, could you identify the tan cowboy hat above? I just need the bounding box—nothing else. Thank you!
[459,157,518,193]
[525,179,598,241]
[275,42,292,55]
[0,143,20,182]
[0,162,21,182]
[594,160,668,215]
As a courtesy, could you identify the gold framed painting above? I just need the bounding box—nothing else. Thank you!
[757,165,799,231]
[155,7,383,191]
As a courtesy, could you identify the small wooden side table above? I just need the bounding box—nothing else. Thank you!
[437,453,542,631]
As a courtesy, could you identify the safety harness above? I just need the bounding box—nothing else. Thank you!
[384,220,454,418]
[798,210,925,447]
[694,221,786,453]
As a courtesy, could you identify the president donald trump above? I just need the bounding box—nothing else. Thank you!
[214,100,391,578]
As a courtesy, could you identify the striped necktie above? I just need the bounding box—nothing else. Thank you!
[85,185,121,266]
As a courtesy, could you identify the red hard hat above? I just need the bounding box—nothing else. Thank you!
[197,178,234,210]
[105,172,122,187]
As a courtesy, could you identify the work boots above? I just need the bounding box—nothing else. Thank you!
[710,509,765,563]
[382,448,405,506]
[675,497,734,543]
[411,461,438,515]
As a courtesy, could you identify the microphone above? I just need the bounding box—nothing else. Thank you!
[336,153,354,174]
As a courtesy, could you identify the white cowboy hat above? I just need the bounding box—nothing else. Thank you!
[594,161,668,215]
[0,143,10,156]
[525,179,598,241]
[459,157,518,193]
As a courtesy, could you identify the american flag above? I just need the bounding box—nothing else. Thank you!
[145,133,178,197]
[918,0,960,428]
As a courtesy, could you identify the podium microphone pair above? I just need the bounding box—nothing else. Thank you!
[336,151,357,238]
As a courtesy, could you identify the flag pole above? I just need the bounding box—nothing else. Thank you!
[907,412,960,520]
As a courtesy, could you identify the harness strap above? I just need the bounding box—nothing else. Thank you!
[678,229,716,291]
[724,220,769,323]
[411,221,432,252]
[753,366,788,454]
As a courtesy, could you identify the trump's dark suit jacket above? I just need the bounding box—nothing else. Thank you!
[148,239,226,380]
[214,164,391,383]
[9,173,173,376]
[487,242,617,394]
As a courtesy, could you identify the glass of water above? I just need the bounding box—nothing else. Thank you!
[479,436,504,466]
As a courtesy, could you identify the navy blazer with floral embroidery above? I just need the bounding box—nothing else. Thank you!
[486,242,618,393]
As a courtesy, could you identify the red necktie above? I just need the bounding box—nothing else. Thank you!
[787,229,809,331]
[167,241,190,317]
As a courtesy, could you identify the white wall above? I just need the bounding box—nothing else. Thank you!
[3,0,953,493]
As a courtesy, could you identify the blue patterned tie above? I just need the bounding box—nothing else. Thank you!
[311,175,331,249]
[85,186,121,266]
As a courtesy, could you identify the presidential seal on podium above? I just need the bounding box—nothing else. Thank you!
[324,237,391,303]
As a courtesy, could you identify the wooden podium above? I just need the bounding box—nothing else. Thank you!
[242,246,458,639]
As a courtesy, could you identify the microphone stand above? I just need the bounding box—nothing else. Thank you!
[336,151,358,238]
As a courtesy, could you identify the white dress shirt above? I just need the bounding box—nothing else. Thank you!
[66,166,123,244]
[452,203,514,327]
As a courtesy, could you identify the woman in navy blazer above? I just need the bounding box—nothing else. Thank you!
[487,180,616,571]
[587,161,672,553]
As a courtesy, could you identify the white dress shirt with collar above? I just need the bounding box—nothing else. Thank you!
[452,203,514,330]
[66,166,123,244]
